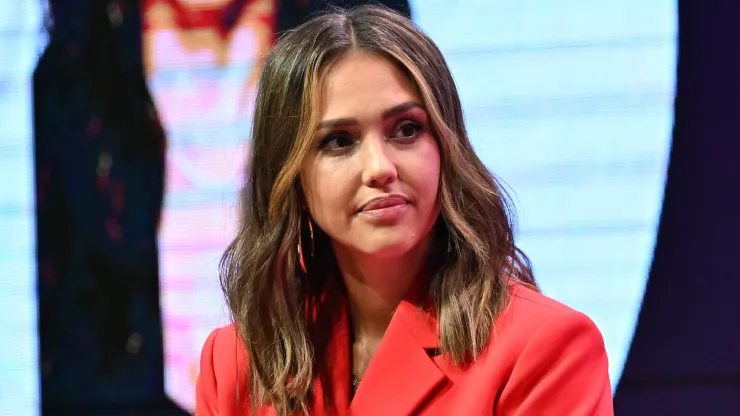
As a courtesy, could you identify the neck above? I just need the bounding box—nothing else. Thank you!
[333,234,434,341]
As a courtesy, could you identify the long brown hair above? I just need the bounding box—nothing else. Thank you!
[220,5,536,414]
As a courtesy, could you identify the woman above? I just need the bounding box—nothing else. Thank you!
[196,5,613,416]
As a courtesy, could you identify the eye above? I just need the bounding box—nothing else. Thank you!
[318,132,355,152]
[393,120,423,142]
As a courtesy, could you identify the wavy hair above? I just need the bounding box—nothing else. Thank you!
[220,5,536,414]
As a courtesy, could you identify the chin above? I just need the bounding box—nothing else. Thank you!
[362,243,414,259]
[353,229,425,259]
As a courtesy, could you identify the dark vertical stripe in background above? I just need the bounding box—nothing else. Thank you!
[34,0,179,414]
[614,0,740,413]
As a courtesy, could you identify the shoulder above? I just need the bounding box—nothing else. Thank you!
[496,282,605,349]
[201,323,242,354]
[196,324,249,416]
[485,282,613,414]
[492,282,608,370]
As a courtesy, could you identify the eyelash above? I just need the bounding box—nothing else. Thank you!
[317,120,424,152]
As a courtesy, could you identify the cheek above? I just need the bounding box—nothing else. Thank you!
[302,163,353,227]
[412,139,442,203]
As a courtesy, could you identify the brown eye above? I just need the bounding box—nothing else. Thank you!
[395,120,423,141]
[318,132,355,151]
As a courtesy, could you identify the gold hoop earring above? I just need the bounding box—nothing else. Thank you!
[298,215,315,273]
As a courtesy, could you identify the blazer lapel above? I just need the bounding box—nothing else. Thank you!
[312,307,352,416]
[349,301,447,415]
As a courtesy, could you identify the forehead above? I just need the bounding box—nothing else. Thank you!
[317,51,420,119]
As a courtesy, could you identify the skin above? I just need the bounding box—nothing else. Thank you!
[300,51,442,378]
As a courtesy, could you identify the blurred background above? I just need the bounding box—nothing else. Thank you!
[1,0,738,414]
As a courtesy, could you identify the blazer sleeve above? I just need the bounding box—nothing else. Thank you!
[196,328,221,416]
[497,311,614,416]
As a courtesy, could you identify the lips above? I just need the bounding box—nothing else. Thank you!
[360,194,408,212]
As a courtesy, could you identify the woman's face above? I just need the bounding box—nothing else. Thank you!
[300,51,441,260]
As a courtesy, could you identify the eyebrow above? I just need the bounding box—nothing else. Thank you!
[316,101,425,129]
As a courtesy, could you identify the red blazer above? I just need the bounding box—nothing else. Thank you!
[196,284,613,415]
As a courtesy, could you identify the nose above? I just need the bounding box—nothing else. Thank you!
[360,135,397,188]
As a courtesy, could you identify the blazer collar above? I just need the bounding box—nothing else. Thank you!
[319,300,447,415]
